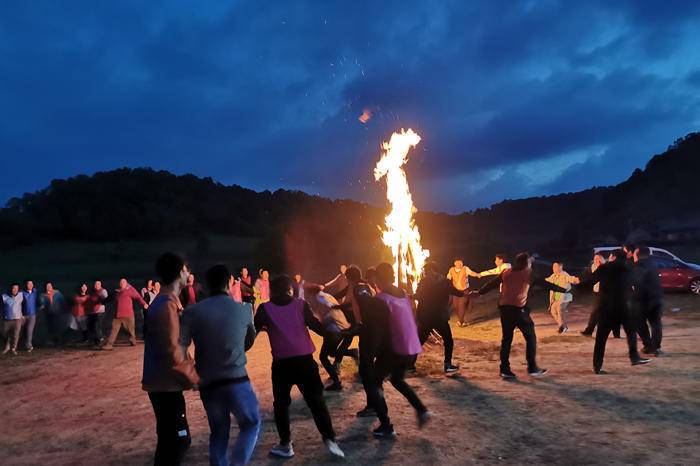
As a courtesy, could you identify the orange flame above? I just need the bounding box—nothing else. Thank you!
[374,128,429,292]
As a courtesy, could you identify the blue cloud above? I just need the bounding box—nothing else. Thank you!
[0,0,698,213]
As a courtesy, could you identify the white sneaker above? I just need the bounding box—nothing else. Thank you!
[270,442,294,458]
[324,439,345,458]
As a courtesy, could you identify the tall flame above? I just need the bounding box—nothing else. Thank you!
[374,128,429,293]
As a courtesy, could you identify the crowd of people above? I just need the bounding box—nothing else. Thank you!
[0,267,275,355]
[1,244,666,465]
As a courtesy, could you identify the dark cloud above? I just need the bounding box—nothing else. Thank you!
[0,0,698,212]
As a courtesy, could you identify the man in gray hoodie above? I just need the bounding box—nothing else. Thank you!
[181,264,261,466]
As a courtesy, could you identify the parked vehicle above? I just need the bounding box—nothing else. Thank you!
[649,257,700,295]
[593,246,699,268]
[592,246,700,294]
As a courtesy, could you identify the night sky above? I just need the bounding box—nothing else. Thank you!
[1,1,699,213]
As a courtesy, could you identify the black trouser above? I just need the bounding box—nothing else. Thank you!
[636,301,662,351]
[358,331,377,408]
[499,305,538,372]
[369,353,427,427]
[583,305,599,334]
[419,318,454,365]
[583,297,621,337]
[46,313,66,346]
[319,333,358,383]
[593,316,641,370]
[271,355,335,444]
[148,391,191,466]
[87,313,105,344]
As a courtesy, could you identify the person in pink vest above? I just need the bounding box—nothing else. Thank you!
[102,278,148,350]
[367,262,431,439]
[253,275,345,460]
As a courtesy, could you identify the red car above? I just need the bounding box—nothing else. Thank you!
[650,257,700,294]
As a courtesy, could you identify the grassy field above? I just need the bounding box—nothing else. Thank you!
[0,235,260,292]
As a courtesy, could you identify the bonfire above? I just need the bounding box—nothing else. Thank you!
[374,128,430,293]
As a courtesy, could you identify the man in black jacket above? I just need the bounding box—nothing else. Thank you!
[584,250,650,374]
[412,261,465,374]
[632,247,664,356]
[342,269,384,418]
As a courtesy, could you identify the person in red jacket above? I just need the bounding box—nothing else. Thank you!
[71,283,90,343]
[102,278,148,350]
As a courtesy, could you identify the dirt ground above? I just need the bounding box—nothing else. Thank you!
[2,295,699,465]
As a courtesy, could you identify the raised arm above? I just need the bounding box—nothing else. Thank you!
[576,268,601,288]
[533,276,568,293]
[477,275,503,295]
[131,287,148,308]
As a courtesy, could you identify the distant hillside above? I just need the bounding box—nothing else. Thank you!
[1,132,698,272]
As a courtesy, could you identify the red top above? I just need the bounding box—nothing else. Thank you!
[72,294,90,317]
[499,268,532,308]
[187,286,197,306]
[115,286,147,318]
[241,276,253,298]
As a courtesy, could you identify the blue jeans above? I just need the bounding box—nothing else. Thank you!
[200,380,261,466]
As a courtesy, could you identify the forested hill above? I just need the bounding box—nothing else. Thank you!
[1,132,698,271]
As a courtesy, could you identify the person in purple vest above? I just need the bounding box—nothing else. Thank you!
[367,262,432,439]
[253,275,345,460]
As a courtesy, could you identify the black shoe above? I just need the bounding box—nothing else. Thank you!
[654,349,666,357]
[499,369,517,379]
[631,358,651,366]
[641,346,655,355]
[372,424,397,438]
[417,411,433,429]
[528,368,548,377]
[324,381,343,391]
[594,368,608,375]
[557,326,564,334]
[444,364,460,374]
[580,331,593,337]
[356,406,377,418]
